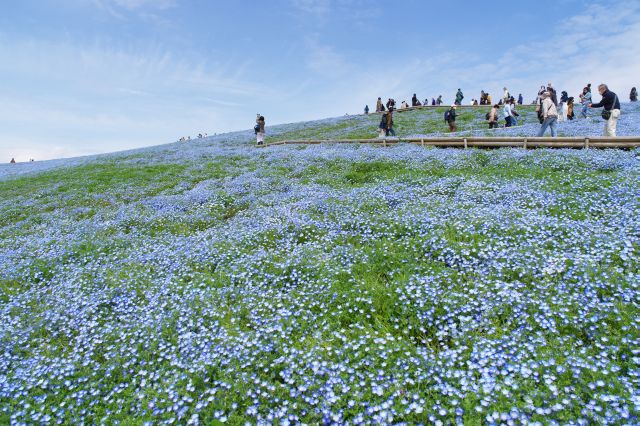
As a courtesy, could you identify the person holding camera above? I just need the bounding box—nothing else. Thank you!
[589,84,621,137]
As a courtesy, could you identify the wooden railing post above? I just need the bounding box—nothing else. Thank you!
[584,138,589,149]
[463,138,468,149]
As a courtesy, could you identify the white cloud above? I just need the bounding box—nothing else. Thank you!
[0,36,278,161]
[305,0,640,111]
[304,36,353,77]
[290,0,332,19]
[94,0,175,11]
[442,1,640,102]
[92,0,176,22]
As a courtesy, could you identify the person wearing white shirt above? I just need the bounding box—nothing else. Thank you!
[503,102,514,127]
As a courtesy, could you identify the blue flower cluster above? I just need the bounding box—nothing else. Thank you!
[0,110,639,424]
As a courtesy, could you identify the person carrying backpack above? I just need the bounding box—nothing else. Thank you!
[589,84,621,136]
[537,92,558,137]
[487,104,499,129]
[378,112,388,137]
[379,108,396,137]
[445,105,457,132]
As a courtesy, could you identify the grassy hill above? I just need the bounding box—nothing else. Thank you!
[0,104,639,424]
[267,102,640,141]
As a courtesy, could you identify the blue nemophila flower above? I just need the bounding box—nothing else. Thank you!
[0,106,639,424]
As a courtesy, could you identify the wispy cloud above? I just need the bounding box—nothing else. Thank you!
[92,0,176,22]
[0,35,277,161]
[289,0,332,20]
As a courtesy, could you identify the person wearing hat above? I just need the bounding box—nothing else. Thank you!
[537,91,558,137]
[445,105,458,132]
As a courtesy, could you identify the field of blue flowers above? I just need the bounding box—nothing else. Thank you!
[0,104,639,425]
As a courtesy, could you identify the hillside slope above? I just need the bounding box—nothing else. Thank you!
[0,103,639,424]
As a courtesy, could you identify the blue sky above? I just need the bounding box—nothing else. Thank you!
[2,0,639,161]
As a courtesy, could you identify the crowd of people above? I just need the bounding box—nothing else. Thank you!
[535,82,622,137]
[252,83,635,145]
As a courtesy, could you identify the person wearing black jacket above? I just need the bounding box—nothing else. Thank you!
[631,87,638,102]
[589,84,621,136]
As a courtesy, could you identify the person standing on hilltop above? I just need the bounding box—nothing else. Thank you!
[518,93,523,105]
[255,114,266,145]
[455,89,464,105]
[10,158,16,164]
[589,83,621,137]
[411,93,419,107]
[630,87,638,102]
[376,97,383,112]
[437,95,443,105]
[503,87,510,103]
[364,105,369,114]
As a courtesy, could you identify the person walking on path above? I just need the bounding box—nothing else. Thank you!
[589,84,621,137]
[379,108,396,137]
[509,98,519,126]
[537,92,558,137]
[445,105,458,132]
[503,101,514,127]
[579,87,592,118]
[631,87,638,102]
[255,114,266,145]
[378,112,388,137]
[386,108,396,136]
[437,95,443,105]
[487,104,499,129]
[455,89,464,106]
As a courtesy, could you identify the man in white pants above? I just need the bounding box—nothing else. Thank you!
[589,84,621,137]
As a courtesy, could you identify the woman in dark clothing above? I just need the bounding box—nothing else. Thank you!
[631,87,638,102]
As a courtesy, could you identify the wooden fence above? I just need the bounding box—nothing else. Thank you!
[260,136,640,149]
